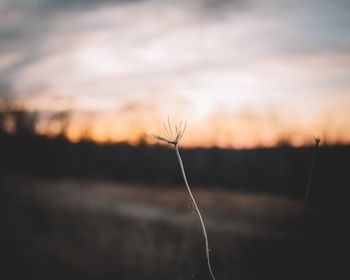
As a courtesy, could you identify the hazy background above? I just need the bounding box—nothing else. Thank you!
[1,0,350,147]
[0,1,349,280]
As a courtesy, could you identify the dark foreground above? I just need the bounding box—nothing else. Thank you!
[0,176,346,280]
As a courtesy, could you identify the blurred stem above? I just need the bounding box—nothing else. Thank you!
[305,138,321,205]
[175,145,216,280]
[302,137,320,280]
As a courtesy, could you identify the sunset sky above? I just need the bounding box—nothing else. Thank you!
[1,0,350,148]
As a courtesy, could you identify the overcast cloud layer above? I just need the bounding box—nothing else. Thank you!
[1,0,350,123]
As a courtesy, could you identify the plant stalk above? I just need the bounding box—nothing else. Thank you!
[175,145,216,280]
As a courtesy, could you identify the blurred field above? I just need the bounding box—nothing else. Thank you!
[0,176,345,280]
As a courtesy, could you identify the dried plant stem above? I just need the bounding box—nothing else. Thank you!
[175,145,216,280]
[302,137,320,280]
[305,137,321,206]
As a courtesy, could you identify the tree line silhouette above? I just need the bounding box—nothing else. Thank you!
[0,106,349,208]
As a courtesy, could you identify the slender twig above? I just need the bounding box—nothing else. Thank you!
[302,136,321,280]
[305,137,321,206]
[175,144,216,280]
[147,119,216,280]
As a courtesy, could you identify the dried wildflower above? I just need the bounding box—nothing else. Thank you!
[147,118,216,280]
[147,117,186,146]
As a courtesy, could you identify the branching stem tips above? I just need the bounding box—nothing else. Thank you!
[146,118,186,146]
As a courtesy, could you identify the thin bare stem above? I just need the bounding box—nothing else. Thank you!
[305,137,321,204]
[168,116,174,138]
[302,137,321,280]
[175,145,216,280]
[163,122,172,139]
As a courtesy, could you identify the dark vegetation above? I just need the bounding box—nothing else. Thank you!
[0,105,349,219]
[1,108,350,203]
[0,106,349,280]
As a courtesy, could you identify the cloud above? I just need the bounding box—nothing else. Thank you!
[0,0,350,109]
[0,0,142,88]
[1,0,350,147]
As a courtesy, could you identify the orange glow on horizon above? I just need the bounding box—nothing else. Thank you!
[2,96,350,149]
[32,109,350,149]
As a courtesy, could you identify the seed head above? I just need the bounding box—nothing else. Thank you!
[147,117,187,146]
